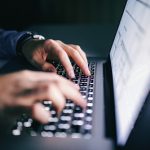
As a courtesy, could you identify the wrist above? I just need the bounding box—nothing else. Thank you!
[16,32,45,56]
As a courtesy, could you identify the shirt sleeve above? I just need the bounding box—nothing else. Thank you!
[0,29,27,59]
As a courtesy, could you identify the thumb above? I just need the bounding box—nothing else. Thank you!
[42,62,57,73]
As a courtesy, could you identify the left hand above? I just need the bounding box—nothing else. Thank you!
[0,70,86,123]
[22,39,91,78]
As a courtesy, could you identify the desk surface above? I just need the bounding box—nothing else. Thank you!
[28,24,117,58]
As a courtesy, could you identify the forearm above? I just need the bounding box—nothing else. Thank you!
[0,29,27,59]
[0,29,28,68]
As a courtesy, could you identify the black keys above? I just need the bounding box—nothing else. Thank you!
[74,106,83,113]
[12,122,23,136]
[88,94,93,97]
[89,84,93,88]
[80,87,87,91]
[79,83,87,86]
[80,92,86,96]
[89,79,94,83]
[80,79,88,82]
[88,89,93,92]
[81,75,88,79]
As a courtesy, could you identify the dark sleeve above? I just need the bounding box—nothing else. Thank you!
[0,29,27,59]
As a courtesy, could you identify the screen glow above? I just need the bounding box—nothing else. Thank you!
[110,0,150,145]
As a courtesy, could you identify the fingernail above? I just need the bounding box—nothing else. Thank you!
[86,68,91,76]
[85,64,91,76]
[87,69,91,76]
[69,70,75,78]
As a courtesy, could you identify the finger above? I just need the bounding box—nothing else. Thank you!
[69,44,88,64]
[14,73,80,108]
[14,81,49,107]
[46,83,66,114]
[32,103,51,124]
[52,74,80,90]
[42,62,57,73]
[28,75,81,112]
[58,43,90,76]
[45,40,75,78]
[27,72,79,90]
[19,71,79,91]
[58,51,75,78]
[57,82,86,108]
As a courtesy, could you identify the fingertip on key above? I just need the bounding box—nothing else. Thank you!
[69,70,75,79]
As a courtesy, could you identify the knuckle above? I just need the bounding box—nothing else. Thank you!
[44,39,55,46]
[74,45,81,49]
[58,50,67,59]
[21,70,31,76]
[71,49,79,56]
[50,73,60,81]
[56,40,62,43]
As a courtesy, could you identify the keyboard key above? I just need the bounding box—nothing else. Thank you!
[86,109,93,114]
[80,79,88,82]
[89,79,94,83]
[65,103,74,107]
[58,124,70,130]
[60,116,72,121]
[41,131,54,137]
[44,125,56,131]
[80,92,86,96]
[84,124,92,130]
[63,109,73,114]
[71,125,81,133]
[74,113,84,118]
[24,118,33,128]
[12,125,22,136]
[79,83,87,86]
[88,89,93,92]
[50,110,57,116]
[72,120,84,126]
[71,133,82,138]
[74,106,83,113]
[88,94,93,97]
[85,116,92,122]
[80,87,87,91]
[87,103,93,107]
[88,97,93,100]
[55,132,67,138]
[90,75,94,79]
[81,75,88,78]
[49,117,58,123]
[89,84,93,88]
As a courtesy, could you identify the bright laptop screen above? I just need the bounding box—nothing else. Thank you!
[110,0,150,145]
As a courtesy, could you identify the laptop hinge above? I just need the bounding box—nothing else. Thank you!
[103,56,116,140]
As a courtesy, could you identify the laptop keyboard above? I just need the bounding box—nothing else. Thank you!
[12,61,96,139]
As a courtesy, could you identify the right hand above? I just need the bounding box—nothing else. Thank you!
[22,39,91,78]
[0,70,86,123]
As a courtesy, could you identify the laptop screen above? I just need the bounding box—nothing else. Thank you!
[110,0,150,146]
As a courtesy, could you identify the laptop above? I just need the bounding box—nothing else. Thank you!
[0,0,150,149]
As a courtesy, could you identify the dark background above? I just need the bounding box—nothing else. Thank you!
[0,0,127,30]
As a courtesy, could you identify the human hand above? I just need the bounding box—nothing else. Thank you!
[22,39,91,78]
[0,70,86,123]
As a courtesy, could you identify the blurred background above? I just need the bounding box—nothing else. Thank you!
[0,0,127,30]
